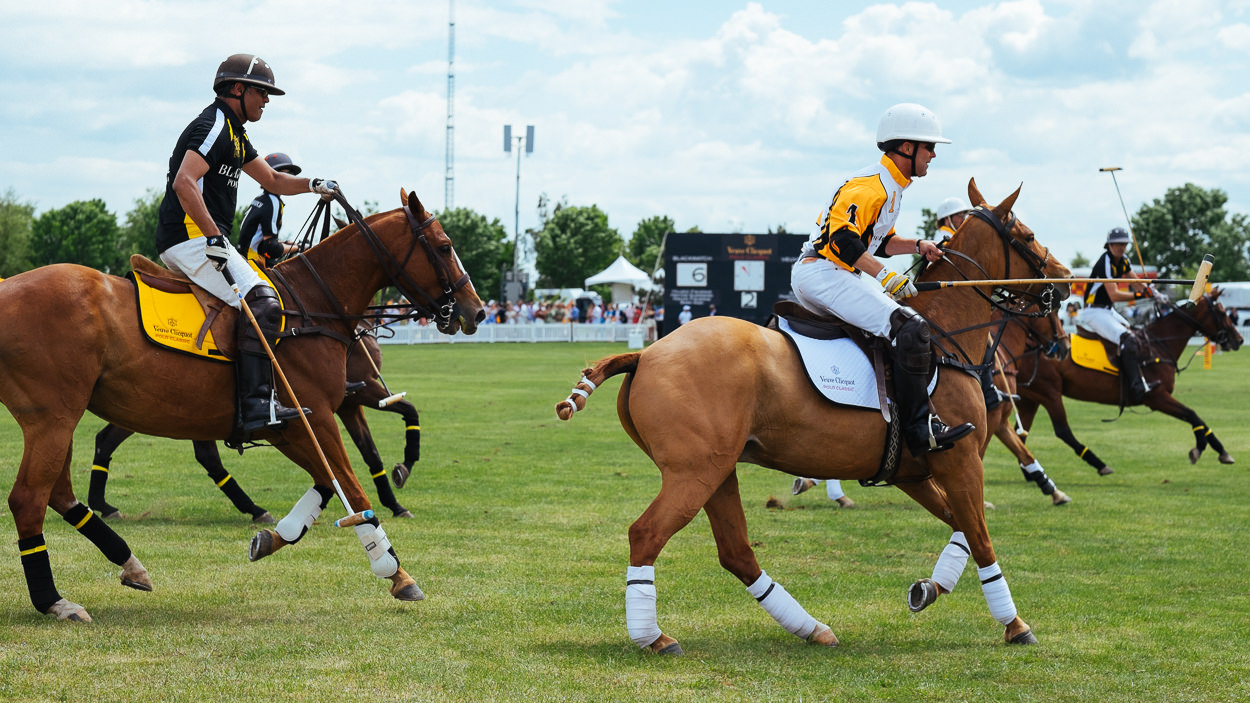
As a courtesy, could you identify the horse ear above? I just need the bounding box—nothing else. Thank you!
[399,187,408,205]
[992,183,1023,221]
[968,178,986,208]
[404,189,425,216]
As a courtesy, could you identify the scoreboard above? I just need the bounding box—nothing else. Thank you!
[663,232,809,328]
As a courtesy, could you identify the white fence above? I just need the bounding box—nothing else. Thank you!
[377,321,656,345]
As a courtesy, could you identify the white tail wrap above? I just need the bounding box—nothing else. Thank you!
[746,571,819,640]
[562,376,598,415]
[625,565,661,648]
[354,523,398,578]
[275,487,325,543]
[931,531,971,593]
[978,562,1018,625]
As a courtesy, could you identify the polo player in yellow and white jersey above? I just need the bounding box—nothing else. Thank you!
[791,103,973,456]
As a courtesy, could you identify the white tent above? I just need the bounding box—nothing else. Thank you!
[584,255,654,303]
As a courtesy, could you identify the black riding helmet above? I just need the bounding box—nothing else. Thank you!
[264,152,302,175]
[214,54,285,96]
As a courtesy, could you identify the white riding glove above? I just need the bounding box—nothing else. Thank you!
[204,235,232,272]
[876,268,917,300]
[309,178,339,198]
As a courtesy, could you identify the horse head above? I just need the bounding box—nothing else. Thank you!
[393,189,486,335]
[1193,287,1243,351]
[950,178,1072,309]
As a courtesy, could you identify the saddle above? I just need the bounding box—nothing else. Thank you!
[1070,326,1142,375]
[127,254,258,362]
[766,301,905,487]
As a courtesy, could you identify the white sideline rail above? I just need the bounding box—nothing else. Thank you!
[376,320,657,345]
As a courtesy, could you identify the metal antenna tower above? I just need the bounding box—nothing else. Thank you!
[444,0,455,209]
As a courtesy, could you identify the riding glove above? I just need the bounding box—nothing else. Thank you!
[204,235,231,272]
[309,178,339,197]
[876,269,917,300]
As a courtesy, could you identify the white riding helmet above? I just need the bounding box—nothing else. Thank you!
[876,103,951,148]
[936,196,972,221]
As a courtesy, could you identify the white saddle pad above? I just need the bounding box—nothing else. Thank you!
[776,317,881,411]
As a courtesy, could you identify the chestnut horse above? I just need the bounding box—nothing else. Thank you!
[0,191,483,622]
[86,325,422,521]
[1013,290,1242,472]
[984,309,1071,506]
[556,180,1071,652]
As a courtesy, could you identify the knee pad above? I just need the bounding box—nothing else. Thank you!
[242,286,283,334]
[889,307,931,372]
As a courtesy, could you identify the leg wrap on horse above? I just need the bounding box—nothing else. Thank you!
[746,570,819,640]
[275,486,334,543]
[1020,460,1057,496]
[353,523,399,578]
[625,564,662,648]
[931,531,971,593]
[18,534,61,613]
[978,562,1018,625]
[62,503,131,565]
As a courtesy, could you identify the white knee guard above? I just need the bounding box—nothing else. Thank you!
[354,524,399,578]
[978,562,1018,625]
[931,531,971,593]
[275,487,327,543]
[746,571,818,640]
[625,565,661,648]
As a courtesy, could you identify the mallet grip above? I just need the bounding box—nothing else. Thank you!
[334,510,375,528]
[1187,254,1215,304]
[377,391,408,408]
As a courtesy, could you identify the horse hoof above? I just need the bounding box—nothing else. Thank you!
[1007,628,1038,645]
[808,624,839,647]
[392,509,414,519]
[249,529,285,562]
[983,501,996,511]
[1097,466,1115,476]
[388,570,426,601]
[100,509,122,520]
[792,478,816,495]
[392,464,410,489]
[834,496,856,509]
[1220,453,1235,465]
[1051,490,1072,506]
[907,578,938,613]
[119,555,152,592]
[252,511,276,525]
[648,633,683,655]
[47,598,92,623]
[1189,448,1201,465]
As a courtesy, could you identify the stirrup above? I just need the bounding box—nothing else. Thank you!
[240,402,309,433]
[909,415,975,455]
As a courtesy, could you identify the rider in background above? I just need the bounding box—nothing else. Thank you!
[238,152,305,269]
[791,103,974,456]
[933,196,971,246]
[156,53,340,434]
[1075,227,1156,402]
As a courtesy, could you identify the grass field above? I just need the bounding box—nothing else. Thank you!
[0,340,1247,702]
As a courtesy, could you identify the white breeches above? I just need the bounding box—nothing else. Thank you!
[791,257,898,338]
[1076,306,1130,343]
[161,236,264,309]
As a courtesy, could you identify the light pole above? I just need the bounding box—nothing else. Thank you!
[504,124,534,302]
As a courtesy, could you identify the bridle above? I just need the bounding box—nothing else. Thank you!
[270,192,472,337]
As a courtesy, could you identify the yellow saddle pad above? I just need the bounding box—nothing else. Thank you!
[1070,334,1118,375]
[131,260,284,363]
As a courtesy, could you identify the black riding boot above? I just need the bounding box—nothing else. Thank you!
[1118,332,1154,403]
[891,309,975,456]
[236,287,308,433]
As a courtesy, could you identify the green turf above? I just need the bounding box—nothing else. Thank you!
[0,341,1247,702]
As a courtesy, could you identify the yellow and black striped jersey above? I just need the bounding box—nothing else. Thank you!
[802,155,910,271]
[1084,251,1132,307]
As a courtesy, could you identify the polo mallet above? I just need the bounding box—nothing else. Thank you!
[990,341,1028,438]
[217,263,372,528]
[356,332,407,408]
[1182,254,1215,308]
[1100,167,1149,276]
[916,275,1201,292]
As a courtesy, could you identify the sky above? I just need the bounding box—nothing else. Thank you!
[3,0,1250,275]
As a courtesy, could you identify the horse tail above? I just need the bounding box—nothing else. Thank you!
[555,352,641,421]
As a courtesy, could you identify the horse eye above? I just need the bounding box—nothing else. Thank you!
[439,244,453,256]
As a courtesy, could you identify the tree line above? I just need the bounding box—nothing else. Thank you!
[3,182,1248,295]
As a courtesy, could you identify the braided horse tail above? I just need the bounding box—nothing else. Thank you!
[555,353,641,421]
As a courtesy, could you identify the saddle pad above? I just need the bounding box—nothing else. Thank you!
[1070,334,1118,375]
[776,317,881,410]
[131,262,285,363]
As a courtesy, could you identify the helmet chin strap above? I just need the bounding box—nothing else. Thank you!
[887,141,919,178]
